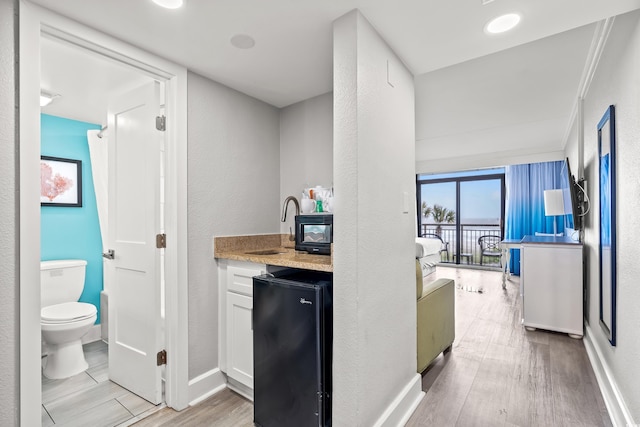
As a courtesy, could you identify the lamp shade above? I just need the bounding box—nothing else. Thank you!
[544,189,565,216]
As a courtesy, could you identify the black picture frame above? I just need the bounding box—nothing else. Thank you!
[40,156,83,207]
[597,105,616,346]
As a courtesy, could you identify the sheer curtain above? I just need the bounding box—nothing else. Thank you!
[504,160,563,275]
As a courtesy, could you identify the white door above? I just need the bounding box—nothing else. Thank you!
[106,81,164,404]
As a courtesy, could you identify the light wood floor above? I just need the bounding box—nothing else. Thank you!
[42,340,160,427]
[133,388,253,427]
[134,267,611,427]
[407,266,611,427]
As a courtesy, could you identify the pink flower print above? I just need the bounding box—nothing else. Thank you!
[41,162,74,201]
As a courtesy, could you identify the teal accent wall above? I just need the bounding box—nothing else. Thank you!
[41,114,103,323]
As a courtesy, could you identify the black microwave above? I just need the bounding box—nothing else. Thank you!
[295,214,333,255]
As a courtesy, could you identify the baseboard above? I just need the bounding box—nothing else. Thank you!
[583,324,635,426]
[227,377,254,402]
[372,373,425,427]
[82,324,102,345]
[187,368,226,406]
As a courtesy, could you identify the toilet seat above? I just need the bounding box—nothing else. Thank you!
[41,302,97,324]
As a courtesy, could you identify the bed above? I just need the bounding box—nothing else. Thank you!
[415,237,442,279]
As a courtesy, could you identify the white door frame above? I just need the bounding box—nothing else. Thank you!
[19,3,189,424]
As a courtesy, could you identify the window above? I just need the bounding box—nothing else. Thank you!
[417,168,505,266]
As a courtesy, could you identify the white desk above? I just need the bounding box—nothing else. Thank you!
[520,235,583,338]
[500,239,522,289]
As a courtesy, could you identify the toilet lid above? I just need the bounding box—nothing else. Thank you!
[41,302,97,323]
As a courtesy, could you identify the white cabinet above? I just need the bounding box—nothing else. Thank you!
[219,260,266,398]
[226,290,253,388]
[521,236,583,338]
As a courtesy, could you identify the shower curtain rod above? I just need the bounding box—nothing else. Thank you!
[97,126,107,139]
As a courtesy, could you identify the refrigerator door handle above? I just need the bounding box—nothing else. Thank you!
[316,391,323,422]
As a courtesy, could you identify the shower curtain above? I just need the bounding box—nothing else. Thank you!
[88,129,109,341]
[87,130,108,251]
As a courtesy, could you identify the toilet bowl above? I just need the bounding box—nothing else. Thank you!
[41,260,98,379]
[41,302,97,379]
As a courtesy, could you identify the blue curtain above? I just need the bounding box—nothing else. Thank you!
[600,153,611,246]
[505,160,564,275]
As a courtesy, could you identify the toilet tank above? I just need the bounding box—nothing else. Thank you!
[41,260,88,308]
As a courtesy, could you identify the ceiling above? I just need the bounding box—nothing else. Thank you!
[34,0,640,163]
[40,37,152,125]
[415,22,597,167]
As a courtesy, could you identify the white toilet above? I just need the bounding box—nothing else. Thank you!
[41,259,97,379]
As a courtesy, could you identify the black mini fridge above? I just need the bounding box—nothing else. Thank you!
[253,269,332,427]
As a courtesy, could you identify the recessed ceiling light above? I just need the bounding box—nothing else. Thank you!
[485,13,521,34]
[151,0,184,9]
[230,34,256,49]
[40,91,59,107]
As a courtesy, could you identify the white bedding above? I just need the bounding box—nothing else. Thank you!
[415,237,443,258]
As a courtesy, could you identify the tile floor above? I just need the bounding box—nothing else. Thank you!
[42,341,161,427]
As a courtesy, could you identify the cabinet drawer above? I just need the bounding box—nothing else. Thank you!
[226,264,266,296]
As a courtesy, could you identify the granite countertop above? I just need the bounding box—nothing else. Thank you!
[214,234,332,272]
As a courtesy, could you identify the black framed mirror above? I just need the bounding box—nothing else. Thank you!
[598,104,616,346]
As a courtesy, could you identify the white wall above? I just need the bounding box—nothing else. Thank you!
[0,0,18,422]
[333,10,422,426]
[578,10,640,422]
[187,71,281,380]
[279,92,333,233]
[565,113,579,172]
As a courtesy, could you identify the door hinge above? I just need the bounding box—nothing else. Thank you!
[156,115,166,131]
[157,349,167,366]
[156,233,166,249]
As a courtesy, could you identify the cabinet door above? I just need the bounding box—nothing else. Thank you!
[226,291,253,388]
[522,245,582,335]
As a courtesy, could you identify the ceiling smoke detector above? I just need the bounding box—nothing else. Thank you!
[230,34,256,49]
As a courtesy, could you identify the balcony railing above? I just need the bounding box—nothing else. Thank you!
[420,224,502,267]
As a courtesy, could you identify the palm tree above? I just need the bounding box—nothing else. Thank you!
[423,203,456,236]
[421,201,432,219]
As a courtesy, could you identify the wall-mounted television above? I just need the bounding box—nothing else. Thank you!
[560,157,581,230]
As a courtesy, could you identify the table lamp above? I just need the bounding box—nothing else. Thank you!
[543,189,565,236]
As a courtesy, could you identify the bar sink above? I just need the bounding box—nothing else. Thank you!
[244,249,288,255]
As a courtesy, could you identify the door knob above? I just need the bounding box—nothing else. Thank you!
[103,249,115,260]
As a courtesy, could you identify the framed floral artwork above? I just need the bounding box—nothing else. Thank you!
[40,156,82,207]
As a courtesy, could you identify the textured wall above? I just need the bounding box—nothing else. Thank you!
[187,71,280,380]
[333,10,418,426]
[0,0,18,423]
[279,92,333,233]
[580,10,640,421]
[40,114,103,322]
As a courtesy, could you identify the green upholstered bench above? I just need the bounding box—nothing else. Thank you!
[416,260,455,373]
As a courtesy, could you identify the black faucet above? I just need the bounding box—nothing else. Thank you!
[281,196,300,241]
[281,196,300,222]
